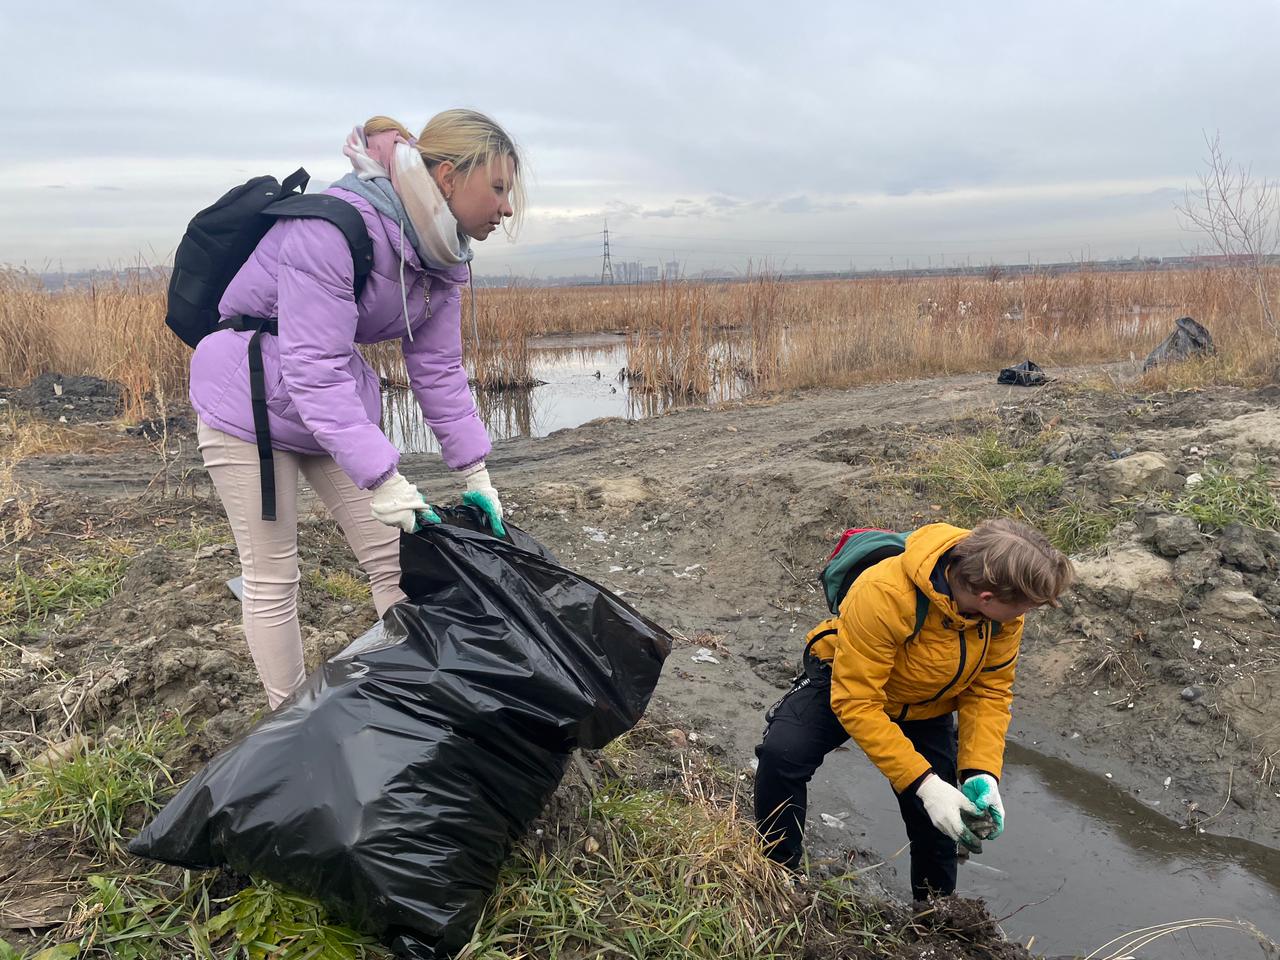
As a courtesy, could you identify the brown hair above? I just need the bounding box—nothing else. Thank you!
[949,518,1074,606]
[364,110,526,236]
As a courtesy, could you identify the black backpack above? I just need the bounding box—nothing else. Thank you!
[166,168,375,521]
[166,168,373,347]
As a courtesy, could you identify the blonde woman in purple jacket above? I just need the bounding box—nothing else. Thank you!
[190,111,524,708]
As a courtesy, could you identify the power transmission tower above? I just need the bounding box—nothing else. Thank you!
[600,221,614,284]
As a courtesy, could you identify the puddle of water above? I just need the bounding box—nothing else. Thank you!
[818,741,1280,959]
[383,333,747,454]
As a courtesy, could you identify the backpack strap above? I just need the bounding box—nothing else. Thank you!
[264,193,374,301]
[908,588,929,643]
[280,167,309,195]
[801,587,930,677]
[218,317,280,521]
[245,320,278,522]
[216,194,373,522]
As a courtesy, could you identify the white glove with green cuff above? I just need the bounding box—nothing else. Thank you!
[917,773,982,850]
[370,471,440,533]
[459,462,505,536]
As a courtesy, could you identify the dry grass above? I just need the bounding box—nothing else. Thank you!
[0,410,119,464]
[0,268,182,421]
[768,267,1279,391]
[1081,917,1279,959]
[1137,353,1266,391]
[624,282,717,397]
[4,267,1277,422]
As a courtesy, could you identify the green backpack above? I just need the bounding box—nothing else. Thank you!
[820,528,929,640]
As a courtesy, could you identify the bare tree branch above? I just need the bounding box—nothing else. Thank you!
[1176,131,1279,334]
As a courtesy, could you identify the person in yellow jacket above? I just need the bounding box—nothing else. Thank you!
[753,519,1073,901]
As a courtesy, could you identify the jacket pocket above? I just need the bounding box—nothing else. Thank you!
[257,338,291,408]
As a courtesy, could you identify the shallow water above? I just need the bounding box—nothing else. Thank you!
[383,333,744,454]
[822,741,1280,958]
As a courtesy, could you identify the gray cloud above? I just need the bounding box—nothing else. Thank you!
[774,196,812,215]
[2,0,1278,274]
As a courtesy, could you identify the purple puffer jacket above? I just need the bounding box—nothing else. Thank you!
[189,186,490,489]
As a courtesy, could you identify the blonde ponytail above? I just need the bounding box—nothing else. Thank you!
[362,110,526,237]
[363,115,415,142]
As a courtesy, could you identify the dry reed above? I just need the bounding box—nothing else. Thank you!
[1,267,183,420]
[3,267,1276,421]
[623,282,716,398]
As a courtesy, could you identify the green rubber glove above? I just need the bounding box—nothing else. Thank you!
[961,774,1005,839]
[462,490,506,537]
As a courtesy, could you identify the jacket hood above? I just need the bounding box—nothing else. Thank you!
[328,186,470,286]
[902,523,983,625]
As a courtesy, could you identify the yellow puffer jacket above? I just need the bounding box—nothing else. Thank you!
[806,523,1023,792]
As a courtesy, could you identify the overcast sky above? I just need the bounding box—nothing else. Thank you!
[3,1,1277,277]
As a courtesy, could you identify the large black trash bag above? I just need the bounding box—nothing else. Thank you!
[1143,316,1214,372]
[996,359,1049,386]
[128,506,671,958]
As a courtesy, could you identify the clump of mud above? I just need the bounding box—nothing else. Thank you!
[12,373,123,423]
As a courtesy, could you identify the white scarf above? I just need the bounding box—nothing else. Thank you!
[342,126,470,267]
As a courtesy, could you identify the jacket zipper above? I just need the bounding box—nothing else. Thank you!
[918,624,968,706]
[959,621,991,688]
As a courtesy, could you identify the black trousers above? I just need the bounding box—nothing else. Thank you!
[753,666,959,901]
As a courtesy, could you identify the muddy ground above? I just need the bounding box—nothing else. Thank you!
[3,367,1279,957]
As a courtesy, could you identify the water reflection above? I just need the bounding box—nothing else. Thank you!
[822,739,1280,960]
[478,389,535,439]
[383,333,750,455]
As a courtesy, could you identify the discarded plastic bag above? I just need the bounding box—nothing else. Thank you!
[1142,316,1214,371]
[997,359,1049,386]
[128,505,672,959]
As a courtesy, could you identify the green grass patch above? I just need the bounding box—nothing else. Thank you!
[65,873,206,960]
[460,780,894,959]
[902,430,1121,554]
[306,568,371,604]
[2,874,389,960]
[0,553,130,634]
[0,717,186,856]
[202,882,387,960]
[158,521,232,556]
[910,430,1061,515]
[1040,499,1125,555]
[1163,460,1280,530]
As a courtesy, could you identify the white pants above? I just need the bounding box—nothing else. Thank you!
[197,418,405,708]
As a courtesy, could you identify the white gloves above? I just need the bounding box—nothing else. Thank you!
[370,471,432,533]
[369,466,505,537]
[459,462,505,536]
[961,773,1005,838]
[917,773,982,847]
